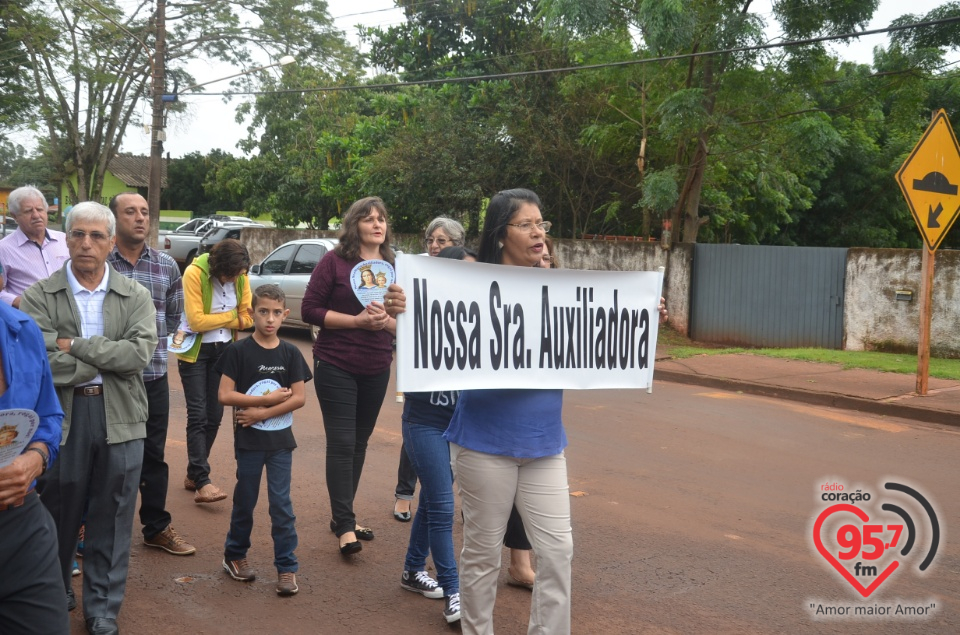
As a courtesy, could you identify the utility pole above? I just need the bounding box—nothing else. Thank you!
[147,0,166,248]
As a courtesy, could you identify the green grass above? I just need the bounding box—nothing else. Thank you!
[659,329,960,380]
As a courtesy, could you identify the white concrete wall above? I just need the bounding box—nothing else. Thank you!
[844,248,960,357]
[555,239,692,336]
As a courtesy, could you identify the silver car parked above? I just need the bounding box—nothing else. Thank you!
[247,238,339,340]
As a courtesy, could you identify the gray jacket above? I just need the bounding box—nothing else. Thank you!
[20,264,158,444]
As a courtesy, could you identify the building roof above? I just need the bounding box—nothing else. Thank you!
[108,153,167,188]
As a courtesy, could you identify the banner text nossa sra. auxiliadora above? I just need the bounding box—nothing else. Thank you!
[411,280,650,372]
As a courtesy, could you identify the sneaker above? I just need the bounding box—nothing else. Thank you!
[144,526,197,555]
[443,593,461,623]
[72,560,81,576]
[222,558,256,582]
[276,572,299,596]
[400,570,444,599]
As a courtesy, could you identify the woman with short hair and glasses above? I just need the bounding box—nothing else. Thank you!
[393,216,466,523]
[384,189,566,633]
[177,238,253,504]
[383,190,666,633]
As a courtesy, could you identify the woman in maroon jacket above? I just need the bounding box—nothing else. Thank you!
[301,197,397,554]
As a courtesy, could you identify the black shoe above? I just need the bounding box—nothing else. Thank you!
[85,617,119,635]
[393,500,412,522]
[67,589,77,612]
[330,520,374,541]
[339,540,362,555]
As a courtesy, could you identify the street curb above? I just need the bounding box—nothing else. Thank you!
[654,369,959,428]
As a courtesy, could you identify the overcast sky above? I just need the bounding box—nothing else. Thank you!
[112,0,956,159]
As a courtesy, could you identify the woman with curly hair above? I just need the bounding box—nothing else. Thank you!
[302,197,397,555]
[178,238,253,504]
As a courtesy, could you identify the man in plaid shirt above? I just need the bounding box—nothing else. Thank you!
[108,193,196,556]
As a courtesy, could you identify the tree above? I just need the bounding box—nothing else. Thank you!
[540,0,882,242]
[165,150,245,214]
[0,0,358,207]
[0,0,31,140]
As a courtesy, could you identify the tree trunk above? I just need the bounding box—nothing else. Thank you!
[681,136,709,242]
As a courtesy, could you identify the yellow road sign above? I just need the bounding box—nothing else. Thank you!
[896,109,960,252]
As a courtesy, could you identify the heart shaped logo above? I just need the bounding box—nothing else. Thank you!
[813,504,900,598]
[350,259,395,307]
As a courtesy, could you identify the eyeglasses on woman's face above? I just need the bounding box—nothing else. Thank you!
[506,221,551,234]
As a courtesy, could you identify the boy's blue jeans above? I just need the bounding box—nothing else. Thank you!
[224,448,298,572]
[402,422,459,596]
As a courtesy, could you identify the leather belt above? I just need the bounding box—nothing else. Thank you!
[74,384,103,396]
[0,488,35,512]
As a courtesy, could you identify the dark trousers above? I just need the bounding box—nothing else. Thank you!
[179,342,227,489]
[224,448,298,572]
[0,492,69,635]
[139,374,172,538]
[505,505,532,550]
[395,443,418,500]
[41,393,143,620]
[314,359,389,537]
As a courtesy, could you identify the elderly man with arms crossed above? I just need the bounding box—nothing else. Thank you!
[107,192,195,556]
[0,186,69,307]
[21,201,157,635]
[0,300,69,635]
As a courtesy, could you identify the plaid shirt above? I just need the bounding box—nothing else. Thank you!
[108,245,183,381]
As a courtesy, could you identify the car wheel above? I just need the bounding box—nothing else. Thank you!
[311,325,320,342]
[185,249,197,267]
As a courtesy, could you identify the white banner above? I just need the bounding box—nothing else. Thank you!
[395,254,663,391]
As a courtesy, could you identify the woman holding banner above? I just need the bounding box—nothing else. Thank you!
[444,189,573,634]
[383,189,667,634]
[301,197,396,555]
[386,189,567,633]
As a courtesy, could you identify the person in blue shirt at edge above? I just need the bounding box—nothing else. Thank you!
[382,189,668,635]
[0,300,69,635]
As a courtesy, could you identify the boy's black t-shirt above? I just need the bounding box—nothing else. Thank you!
[216,336,313,451]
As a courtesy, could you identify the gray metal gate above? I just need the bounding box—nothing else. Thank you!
[689,244,847,349]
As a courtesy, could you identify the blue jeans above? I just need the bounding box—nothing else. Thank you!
[224,448,298,572]
[402,422,459,596]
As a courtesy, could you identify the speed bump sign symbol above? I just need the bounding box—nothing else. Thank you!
[896,109,960,252]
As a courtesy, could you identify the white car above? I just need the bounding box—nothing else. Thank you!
[247,238,339,340]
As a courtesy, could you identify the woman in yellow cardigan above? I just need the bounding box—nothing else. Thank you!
[177,239,253,503]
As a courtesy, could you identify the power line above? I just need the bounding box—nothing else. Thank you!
[330,0,445,21]
[185,14,960,96]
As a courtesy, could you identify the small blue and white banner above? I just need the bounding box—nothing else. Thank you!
[395,254,663,391]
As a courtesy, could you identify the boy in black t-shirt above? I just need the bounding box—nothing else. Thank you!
[216,284,312,596]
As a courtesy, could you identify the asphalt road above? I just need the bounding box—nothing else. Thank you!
[69,328,960,634]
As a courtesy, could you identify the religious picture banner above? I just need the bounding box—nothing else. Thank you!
[395,254,663,391]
